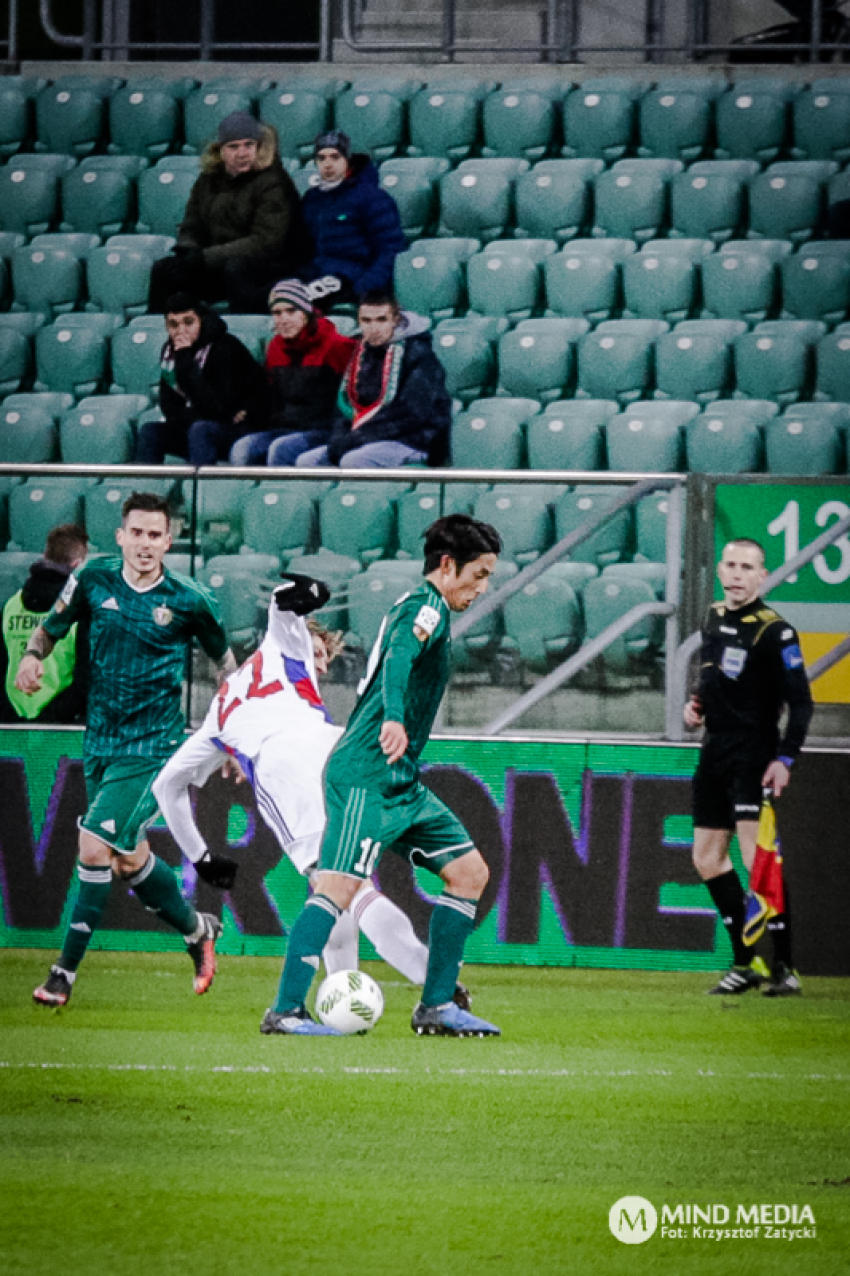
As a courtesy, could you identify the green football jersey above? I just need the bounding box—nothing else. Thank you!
[43,556,227,760]
[327,580,451,795]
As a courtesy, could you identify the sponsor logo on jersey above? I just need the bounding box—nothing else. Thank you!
[100,818,117,833]
[719,625,737,635]
[720,646,747,679]
[153,605,173,626]
[413,604,441,642]
[100,597,120,611]
[782,643,804,670]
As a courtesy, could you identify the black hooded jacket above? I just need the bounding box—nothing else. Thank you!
[159,309,268,432]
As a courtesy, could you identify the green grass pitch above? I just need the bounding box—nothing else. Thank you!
[1,950,848,1276]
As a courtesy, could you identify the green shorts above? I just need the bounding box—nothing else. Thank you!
[81,755,161,854]
[319,778,475,880]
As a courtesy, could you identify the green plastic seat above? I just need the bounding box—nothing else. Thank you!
[814,329,850,401]
[591,166,669,244]
[733,329,812,405]
[437,159,529,243]
[379,157,450,239]
[0,328,31,397]
[498,317,588,402]
[605,406,686,471]
[669,169,746,245]
[257,86,331,161]
[544,250,620,324]
[780,251,850,326]
[0,161,62,236]
[60,163,133,238]
[318,483,399,565]
[562,81,639,162]
[700,249,777,324]
[59,394,150,463]
[746,171,823,246]
[451,398,539,469]
[109,319,164,398]
[394,485,443,560]
[394,243,466,320]
[407,88,481,162]
[582,572,662,675]
[136,161,199,237]
[714,80,796,163]
[501,563,583,671]
[107,82,182,160]
[334,87,406,162]
[514,159,600,243]
[561,235,637,262]
[576,321,666,406]
[0,82,30,159]
[482,87,558,161]
[764,413,841,475]
[526,399,616,471]
[638,82,719,163]
[182,88,258,155]
[185,478,256,558]
[554,484,632,566]
[685,407,765,473]
[0,400,57,463]
[11,243,83,318]
[200,560,267,646]
[432,315,502,404]
[346,569,409,651]
[466,246,543,322]
[792,80,850,165]
[240,482,316,563]
[621,249,699,324]
[285,549,359,631]
[8,478,88,552]
[473,484,552,564]
[35,83,106,158]
[34,317,114,397]
[86,244,157,318]
[3,390,74,420]
[653,329,733,404]
[223,314,272,360]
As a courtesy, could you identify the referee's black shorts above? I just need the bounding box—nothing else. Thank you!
[692,733,775,830]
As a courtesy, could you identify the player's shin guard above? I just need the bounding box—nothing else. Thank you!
[705,869,749,966]
[422,893,477,1008]
[58,863,113,972]
[353,883,428,985]
[274,894,341,1013]
[126,853,197,935]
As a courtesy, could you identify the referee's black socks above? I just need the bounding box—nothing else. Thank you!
[705,869,749,967]
[767,887,794,969]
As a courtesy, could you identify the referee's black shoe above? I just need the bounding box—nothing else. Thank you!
[762,963,802,997]
[707,956,769,995]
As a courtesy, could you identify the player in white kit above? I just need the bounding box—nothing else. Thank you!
[153,573,461,991]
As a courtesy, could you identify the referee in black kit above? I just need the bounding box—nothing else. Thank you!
[684,537,814,997]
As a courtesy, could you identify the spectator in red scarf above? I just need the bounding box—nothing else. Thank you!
[229,280,356,466]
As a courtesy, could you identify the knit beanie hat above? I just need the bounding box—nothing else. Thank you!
[314,129,351,158]
[268,278,314,314]
[217,110,262,144]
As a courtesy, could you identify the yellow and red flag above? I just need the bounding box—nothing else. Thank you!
[743,790,786,947]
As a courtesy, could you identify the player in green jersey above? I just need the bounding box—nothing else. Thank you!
[15,492,235,1008]
[262,513,504,1038]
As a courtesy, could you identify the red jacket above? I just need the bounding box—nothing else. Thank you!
[265,315,356,432]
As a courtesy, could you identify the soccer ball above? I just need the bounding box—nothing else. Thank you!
[315,969,384,1034]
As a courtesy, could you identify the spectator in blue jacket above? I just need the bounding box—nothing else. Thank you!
[300,131,407,311]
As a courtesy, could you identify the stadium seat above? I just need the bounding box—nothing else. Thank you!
[109,318,164,398]
[0,161,62,237]
[780,251,850,326]
[10,242,83,318]
[59,394,150,464]
[136,159,199,237]
[59,158,138,238]
[498,317,589,402]
[792,79,850,165]
[200,560,268,646]
[714,79,796,163]
[33,314,119,397]
[379,157,450,240]
[544,250,620,324]
[513,158,600,244]
[466,245,545,322]
[746,171,823,246]
[0,230,25,263]
[562,80,639,162]
[394,485,443,560]
[182,85,259,155]
[432,315,503,404]
[554,484,631,566]
[720,236,794,265]
[450,397,539,469]
[407,86,482,162]
[634,490,674,562]
[576,320,667,405]
[8,478,89,552]
[451,558,516,668]
[394,243,466,320]
[581,572,662,676]
[564,236,637,262]
[473,485,552,564]
[501,563,583,671]
[334,87,407,162]
[182,478,255,558]
[526,399,617,471]
[0,81,30,158]
[0,328,31,397]
[685,405,766,473]
[482,86,558,161]
[605,405,688,471]
[637,77,724,163]
[0,308,44,342]
[285,548,359,630]
[591,166,670,244]
[258,85,331,161]
[29,230,100,258]
[346,569,410,652]
[222,314,272,360]
[0,400,57,463]
[669,168,746,245]
[700,248,777,324]
[764,413,842,475]
[318,483,400,565]
[814,329,850,402]
[35,82,106,158]
[3,390,73,421]
[86,244,157,319]
[107,79,189,160]
[621,249,699,324]
[0,549,42,603]
[733,328,812,405]
[653,329,733,404]
[437,159,529,243]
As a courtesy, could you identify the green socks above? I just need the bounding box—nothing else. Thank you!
[422,893,477,1007]
[127,854,197,936]
[58,863,113,972]
[274,894,341,1013]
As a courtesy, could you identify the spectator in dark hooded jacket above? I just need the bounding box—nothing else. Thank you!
[148,110,308,314]
[135,293,268,465]
[300,131,407,311]
[229,279,356,466]
[1,523,89,724]
[293,290,451,468]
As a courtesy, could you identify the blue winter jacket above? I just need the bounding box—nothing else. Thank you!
[301,154,407,295]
